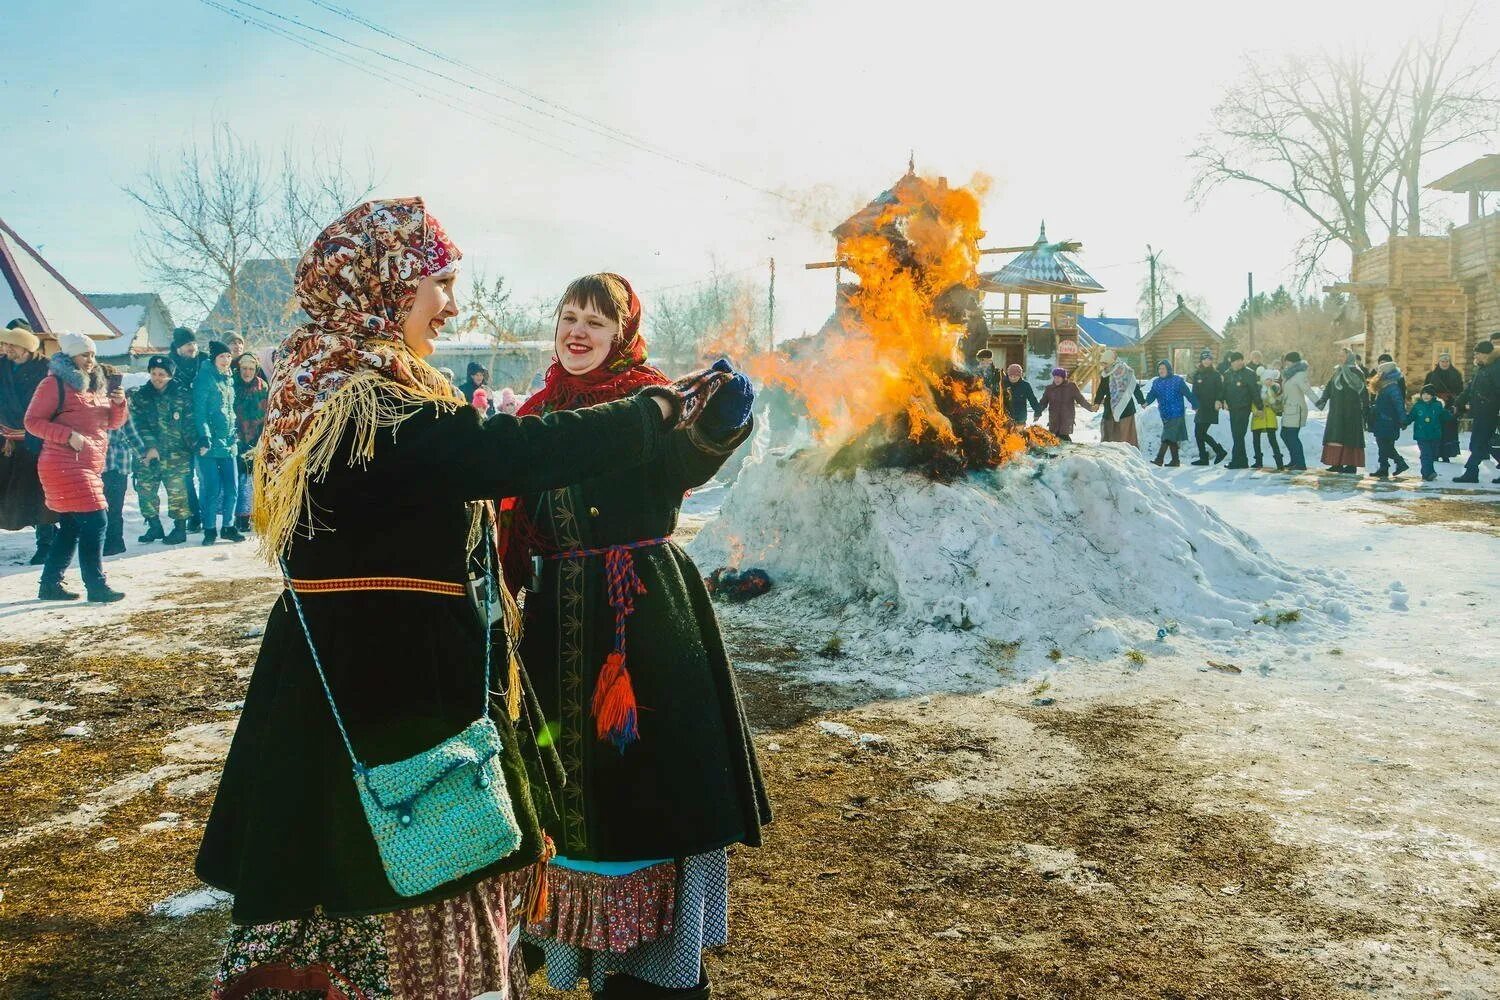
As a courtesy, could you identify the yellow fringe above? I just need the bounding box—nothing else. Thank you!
[252,360,461,564]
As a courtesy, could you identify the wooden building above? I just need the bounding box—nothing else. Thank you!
[1345,238,1466,372]
[1429,154,1500,344]
[1134,295,1223,373]
[977,223,1105,374]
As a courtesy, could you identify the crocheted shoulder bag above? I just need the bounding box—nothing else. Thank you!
[279,542,522,898]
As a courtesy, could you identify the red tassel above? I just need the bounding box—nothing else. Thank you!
[525,834,556,924]
[591,651,640,751]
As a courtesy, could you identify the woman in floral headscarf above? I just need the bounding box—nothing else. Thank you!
[501,273,770,1000]
[196,200,684,1000]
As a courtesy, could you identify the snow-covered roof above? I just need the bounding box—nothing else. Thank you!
[1076,315,1140,347]
[0,215,126,345]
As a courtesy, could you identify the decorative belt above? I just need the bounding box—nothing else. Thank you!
[541,537,670,751]
[284,575,467,598]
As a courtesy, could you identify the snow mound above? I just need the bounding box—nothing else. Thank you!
[690,441,1345,691]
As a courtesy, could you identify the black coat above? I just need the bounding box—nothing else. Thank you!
[0,356,47,430]
[512,412,771,862]
[1189,366,1224,418]
[1091,378,1147,422]
[1424,364,1465,404]
[1317,373,1370,448]
[1002,378,1041,424]
[196,393,670,924]
[1221,366,1261,410]
[1456,361,1500,421]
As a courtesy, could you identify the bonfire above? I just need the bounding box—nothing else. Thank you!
[751,175,1055,479]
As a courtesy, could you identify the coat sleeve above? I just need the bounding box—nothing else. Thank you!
[108,397,128,432]
[192,375,213,445]
[23,377,70,445]
[660,419,754,494]
[336,394,670,504]
[1026,382,1042,416]
[1182,380,1198,408]
[129,391,160,453]
[1071,383,1088,406]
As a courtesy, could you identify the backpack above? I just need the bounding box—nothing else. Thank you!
[21,375,66,455]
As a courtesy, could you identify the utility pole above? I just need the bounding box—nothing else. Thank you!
[767,256,776,355]
[1246,272,1255,354]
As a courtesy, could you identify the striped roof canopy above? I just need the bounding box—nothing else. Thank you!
[979,222,1105,295]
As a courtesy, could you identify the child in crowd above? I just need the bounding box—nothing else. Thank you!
[1406,384,1455,482]
[1037,367,1095,442]
[1250,368,1285,470]
[1369,360,1410,480]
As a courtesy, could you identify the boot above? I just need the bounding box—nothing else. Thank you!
[202,528,217,546]
[87,585,126,604]
[187,515,202,533]
[1152,443,1168,466]
[163,520,188,545]
[1212,444,1228,465]
[220,525,245,543]
[31,523,55,565]
[235,514,251,533]
[102,536,126,557]
[1373,467,1389,480]
[1190,452,1211,466]
[39,581,81,601]
[1393,457,1409,478]
[1167,443,1182,467]
[138,517,165,543]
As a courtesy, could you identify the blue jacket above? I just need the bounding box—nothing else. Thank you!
[193,365,239,458]
[1404,397,1452,443]
[1369,373,1407,439]
[1144,369,1197,420]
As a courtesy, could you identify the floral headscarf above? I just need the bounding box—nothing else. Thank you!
[254,197,464,557]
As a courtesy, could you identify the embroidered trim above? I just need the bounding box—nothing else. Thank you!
[546,487,590,852]
[287,576,467,597]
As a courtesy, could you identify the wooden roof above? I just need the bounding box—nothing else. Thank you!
[1139,296,1222,343]
[1427,154,1500,193]
[978,223,1104,295]
[831,171,931,242]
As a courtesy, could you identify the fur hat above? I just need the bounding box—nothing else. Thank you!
[58,331,94,357]
[207,340,232,362]
[147,354,175,374]
[0,326,41,353]
[975,349,994,361]
[1051,367,1067,378]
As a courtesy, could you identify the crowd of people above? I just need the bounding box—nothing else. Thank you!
[974,333,1500,484]
[4,198,766,999]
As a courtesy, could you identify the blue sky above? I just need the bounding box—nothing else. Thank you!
[1,0,1493,339]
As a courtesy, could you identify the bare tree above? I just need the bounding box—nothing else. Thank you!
[646,265,767,375]
[261,138,379,282]
[1136,253,1209,330]
[126,124,269,337]
[1386,8,1500,236]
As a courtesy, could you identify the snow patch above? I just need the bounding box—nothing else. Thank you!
[151,886,232,918]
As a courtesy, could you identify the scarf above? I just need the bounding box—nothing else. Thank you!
[515,275,670,417]
[1107,360,1137,420]
[253,197,464,558]
[1328,356,1366,395]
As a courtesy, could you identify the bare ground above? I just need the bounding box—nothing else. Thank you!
[1,523,1497,998]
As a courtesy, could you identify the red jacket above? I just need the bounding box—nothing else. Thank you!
[24,359,127,513]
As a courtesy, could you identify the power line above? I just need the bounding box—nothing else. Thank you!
[232,0,796,205]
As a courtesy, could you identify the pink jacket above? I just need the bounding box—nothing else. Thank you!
[24,359,126,513]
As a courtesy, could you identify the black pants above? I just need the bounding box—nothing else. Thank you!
[1194,415,1222,459]
[1374,435,1406,473]
[1227,408,1252,466]
[103,469,128,546]
[1464,412,1497,475]
[41,509,107,591]
[1252,429,1283,466]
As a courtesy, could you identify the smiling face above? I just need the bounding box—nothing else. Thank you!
[237,356,258,381]
[149,367,172,390]
[73,350,97,374]
[400,271,459,359]
[554,298,620,375]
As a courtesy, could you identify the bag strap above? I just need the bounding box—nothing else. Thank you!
[51,375,66,422]
[278,537,494,775]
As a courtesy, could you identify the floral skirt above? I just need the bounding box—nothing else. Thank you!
[521,850,728,994]
[212,874,524,1000]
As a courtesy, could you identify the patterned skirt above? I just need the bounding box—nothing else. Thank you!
[212,874,524,1000]
[521,850,728,994]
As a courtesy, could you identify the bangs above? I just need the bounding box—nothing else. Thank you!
[555,274,631,326]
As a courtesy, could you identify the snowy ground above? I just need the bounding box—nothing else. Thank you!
[1,420,1498,996]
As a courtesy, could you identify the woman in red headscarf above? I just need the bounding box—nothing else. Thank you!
[500,273,770,999]
[195,202,686,1000]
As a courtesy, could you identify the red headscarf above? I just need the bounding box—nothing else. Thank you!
[517,274,670,416]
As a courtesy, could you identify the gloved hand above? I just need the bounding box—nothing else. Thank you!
[699,358,756,439]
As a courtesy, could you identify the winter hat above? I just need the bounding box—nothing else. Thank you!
[1378,360,1400,375]
[471,386,490,411]
[497,386,519,414]
[1228,351,1244,363]
[466,361,489,378]
[1199,349,1214,361]
[1283,351,1301,364]
[58,331,94,357]
[1420,383,1436,396]
[1157,360,1173,375]
[1438,352,1452,362]
[208,340,232,363]
[0,326,40,353]
[147,354,175,374]
[1475,340,1494,355]
[1006,363,1023,377]
[1262,368,1281,383]
[6,317,33,332]
[1050,367,1067,378]
[437,366,456,382]
[171,327,196,351]
[975,349,994,361]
